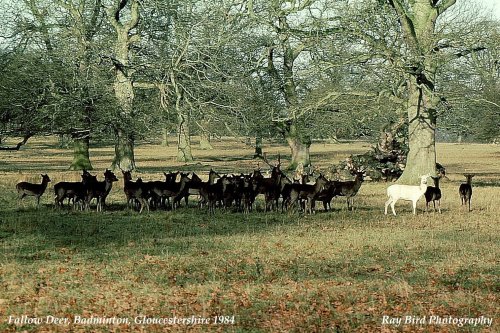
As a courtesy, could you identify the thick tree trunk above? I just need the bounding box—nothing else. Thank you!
[177,112,193,162]
[70,131,92,170]
[397,84,437,184]
[254,136,263,158]
[199,132,213,150]
[287,138,311,170]
[285,122,311,170]
[112,129,136,171]
[107,0,139,171]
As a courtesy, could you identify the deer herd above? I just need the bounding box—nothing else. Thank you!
[15,158,477,215]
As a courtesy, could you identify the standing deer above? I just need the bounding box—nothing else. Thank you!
[335,170,365,211]
[288,174,328,214]
[459,174,474,212]
[425,175,442,213]
[122,170,149,213]
[16,174,51,207]
[385,174,430,216]
[54,170,96,210]
[85,169,118,212]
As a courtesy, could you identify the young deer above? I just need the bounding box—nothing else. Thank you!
[335,170,365,211]
[122,170,149,213]
[16,174,51,207]
[288,174,328,214]
[459,174,474,212]
[85,169,118,212]
[385,174,430,216]
[425,176,442,213]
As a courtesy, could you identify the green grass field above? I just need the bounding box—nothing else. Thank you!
[0,138,499,332]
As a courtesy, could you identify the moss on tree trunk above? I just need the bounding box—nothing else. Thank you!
[70,134,92,170]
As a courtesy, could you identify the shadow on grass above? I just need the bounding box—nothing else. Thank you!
[0,202,305,259]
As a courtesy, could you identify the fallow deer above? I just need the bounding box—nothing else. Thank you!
[16,174,51,207]
[85,169,118,212]
[122,170,150,213]
[54,170,95,210]
[288,174,328,214]
[459,174,474,212]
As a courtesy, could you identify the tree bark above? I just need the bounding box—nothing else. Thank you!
[284,121,311,170]
[253,136,263,158]
[112,128,136,171]
[161,128,169,146]
[177,111,193,162]
[199,132,213,150]
[107,0,139,170]
[70,130,93,170]
[397,81,437,184]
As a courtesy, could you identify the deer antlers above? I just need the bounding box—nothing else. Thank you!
[262,152,281,169]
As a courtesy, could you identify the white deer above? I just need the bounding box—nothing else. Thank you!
[384,174,430,216]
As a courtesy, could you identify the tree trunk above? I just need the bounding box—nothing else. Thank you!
[107,0,139,171]
[199,132,213,150]
[70,131,92,170]
[161,127,169,146]
[284,121,311,170]
[397,84,437,184]
[112,129,136,171]
[254,136,263,158]
[177,111,193,162]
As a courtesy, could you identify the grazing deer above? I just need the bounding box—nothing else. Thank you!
[335,170,365,211]
[85,169,118,212]
[288,174,328,214]
[385,174,430,216]
[459,174,474,212]
[54,170,96,209]
[425,175,442,213]
[122,170,149,213]
[16,174,51,207]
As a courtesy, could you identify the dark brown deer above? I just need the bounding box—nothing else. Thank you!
[85,169,118,212]
[459,174,474,212]
[315,180,338,212]
[122,170,149,213]
[196,169,222,209]
[54,170,96,210]
[425,175,442,213]
[16,174,51,207]
[241,174,259,213]
[254,154,282,211]
[334,170,365,211]
[288,174,328,214]
[144,171,179,209]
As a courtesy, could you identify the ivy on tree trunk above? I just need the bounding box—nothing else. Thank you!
[70,130,93,170]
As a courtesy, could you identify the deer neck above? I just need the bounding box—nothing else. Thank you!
[105,179,114,193]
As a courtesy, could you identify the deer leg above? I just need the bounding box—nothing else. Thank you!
[384,198,391,215]
[412,200,417,215]
[437,200,441,214]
